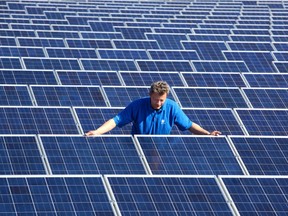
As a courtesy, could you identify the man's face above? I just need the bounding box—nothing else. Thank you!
[150,92,167,110]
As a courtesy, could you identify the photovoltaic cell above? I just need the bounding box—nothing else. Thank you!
[40,135,146,174]
[0,57,22,69]
[66,39,113,48]
[0,29,36,37]
[0,85,33,106]
[81,31,123,39]
[173,87,249,108]
[23,58,81,70]
[274,61,288,72]
[227,42,274,51]
[0,135,45,174]
[147,50,199,60]
[37,30,80,38]
[0,37,17,46]
[229,136,288,175]
[31,85,107,107]
[0,107,79,134]
[243,73,288,88]
[18,38,66,47]
[191,60,250,72]
[98,49,149,59]
[273,51,288,61]
[146,33,188,49]
[57,70,122,86]
[235,108,288,136]
[46,48,97,58]
[0,47,45,57]
[182,72,246,87]
[229,35,271,42]
[243,88,288,108]
[120,71,184,86]
[136,60,193,72]
[136,135,244,175]
[0,176,114,215]
[107,176,233,215]
[113,39,160,49]
[114,26,153,39]
[75,107,132,135]
[81,59,137,71]
[221,176,288,215]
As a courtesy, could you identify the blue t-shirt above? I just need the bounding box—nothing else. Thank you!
[113,97,192,135]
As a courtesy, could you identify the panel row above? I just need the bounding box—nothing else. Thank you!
[1,70,288,88]
[0,107,287,136]
[0,135,287,175]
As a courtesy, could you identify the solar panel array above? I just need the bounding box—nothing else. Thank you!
[1,0,288,215]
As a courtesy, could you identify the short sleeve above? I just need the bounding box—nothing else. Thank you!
[174,107,192,131]
[113,103,134,127]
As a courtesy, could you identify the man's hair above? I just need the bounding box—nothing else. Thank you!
[149,81,170,95]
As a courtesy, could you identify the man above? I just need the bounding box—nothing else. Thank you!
[85,81,221,136]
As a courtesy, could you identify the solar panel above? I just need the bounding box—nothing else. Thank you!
[18,37,66,47]
[11,23,51,30]
[227,42,274,51]
[89,21,125,31]
[0,85,33,106]
[0,70,57,85]
[274,61,288,72]
[191,60,250,72]
[0,176,115,215]
[0,135,46,174]
[173,87,249,108]
[75,107,132,135]
[57,70,122,86]
[0,37,16,46]
[66,39,113,49]
[31,85,107,107]
[81,59,137,71]
[66,16,100,25]
[0,47,46,57]
[23,58,81,70]
[0,29,36,37]
[183,108,245,135]
[187,34,230,41]
[182,41,227,60]
[153,27,192,34]
[235,108,288,136]
[0,57,22,69]
[243,73,288,87]
[220,176,288,215]
[136,60,193,72]
[229,136,288,175]
[40,135,146,174]
[52,24,92,32]
[223,51,277,72]
[193,28,232,35]
[230,35,271,42]
[113,39,160,49]
[37,30,80,38]
[243,88,288,108]
[120,71,184,86]
[145,33,188,49]
[80,31,123,39]
[106,175,233,215]
[181,72,247,87]
[0,107,79,134]
[147,50,199,60]
[273,51,288,61]
[135,135,244,175]
[46,48,97,58]
[114,26,153,39]
[97,49,149,59]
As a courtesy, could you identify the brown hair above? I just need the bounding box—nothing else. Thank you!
[149,81,170,95]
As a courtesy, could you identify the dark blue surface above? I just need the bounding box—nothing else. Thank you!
[0,85,33,105]
[243,73,288,88]
[191,60,250,72]
[137,60,193,72]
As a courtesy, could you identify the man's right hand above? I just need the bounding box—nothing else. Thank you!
[85,130,97,136]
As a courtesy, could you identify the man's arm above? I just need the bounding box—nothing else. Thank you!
[85,118,116,136]
[188,123,221,136]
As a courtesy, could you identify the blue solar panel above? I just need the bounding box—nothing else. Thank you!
[229,136,288,175]
[57,70,122,86]
[0,135,46,174]
[194,28,232,35]
[173,87,249,108]
[98,49,149,59]
[274,61,288,72]
[227,42,274,51]
[243,88,288,108]
[81,59,137,71]
[75,107,132,135]
[120,71,184,86]
[23,58,81,70]
[224,51,277,72]
[153,27,192,34]
[52,24,92,32]
[183,108,245,135]
[81,31,123,39]
[66,16,100,25]
[235,108,288,136]
[0,37,17,46]
[136,135,244,175]
[182,41,227,60]
[148,50,199,60]
[40,135,146,174]
[114,26,153,39]
[0,107,79,134]
[37,30,80,38]
[46,48,97,58]
[0,85,33,106]
[273,51,288,61]
[0,29,36,37]
[0,176,114,215]
[11,23,51,30]
[243,73,288,87]
[191,60,250,72]
[220,176,288,215]
[107,176,233,215]
[188,34,230,41]
[31,85,107,107]
[66,39,113,48]
[18,37,66,47]
[0,47,45,57]
[230,35,271,42]
[113,39,160,49]
[0,70,57,85]
[89,21,125,31]
[182,72,246,87]
[0,57,22,69]
[146,33,188,49]
[136,60,193,72]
